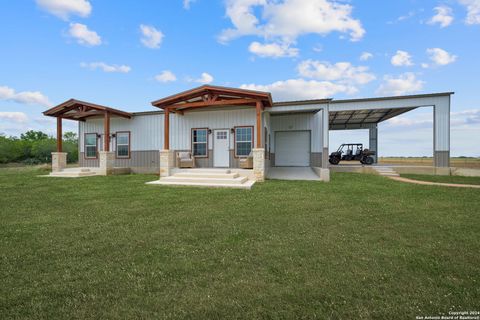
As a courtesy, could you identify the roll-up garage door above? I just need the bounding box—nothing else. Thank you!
[275,131,311,166]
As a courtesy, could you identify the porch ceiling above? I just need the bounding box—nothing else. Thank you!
[329,107,416,126]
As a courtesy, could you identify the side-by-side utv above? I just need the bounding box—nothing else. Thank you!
[328,143,376,165]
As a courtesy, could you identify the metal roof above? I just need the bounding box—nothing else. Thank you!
[43,99,132,121]
[329,107,417,126]
[273,92,453,106]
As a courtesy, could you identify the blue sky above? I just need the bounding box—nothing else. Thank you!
[0,0,479,156]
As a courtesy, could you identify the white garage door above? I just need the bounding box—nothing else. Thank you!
[275,131,311,166]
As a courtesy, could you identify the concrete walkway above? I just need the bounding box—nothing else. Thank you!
[267,167,320,181]
[388,176,480,189]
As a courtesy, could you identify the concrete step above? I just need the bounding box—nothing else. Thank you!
[372,167,400,177]
[49,171,99,177]
[178,169,231,174]
[149,179,255,189]
[162,176,248,185]
[174,172,239,179]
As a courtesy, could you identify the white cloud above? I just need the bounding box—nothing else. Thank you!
[36,0,91,20]
[458,0,480,25]
[183,0,196,9]
[376,73,424,96]
[391,50,414,67]
[155,70,177,83]
[428,6,454,28]
[451,109,480,126]
[193,72,214,84]
[384,109,480,129]
[80,62,131,73]
[241,78,357,101]
[426,48,457,66]
[140,24,164,49]
[0,85,52,107]
[297,60,376,85]
[219,0,365,46]
[248,41,299,58]
[0,112,29,123]
[68,23,101,46]
[359,52,373,61]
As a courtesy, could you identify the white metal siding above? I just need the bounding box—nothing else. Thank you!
[79,107,257,152]
[270,113,323,152]
[79,114,162,152]
[169,108,256,150]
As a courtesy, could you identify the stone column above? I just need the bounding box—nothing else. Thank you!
[99,151,115,176]
[159,149,175,177]
[51,152,67,172]
[253,148,265,182]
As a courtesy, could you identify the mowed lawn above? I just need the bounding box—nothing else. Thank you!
[1,168,479,319]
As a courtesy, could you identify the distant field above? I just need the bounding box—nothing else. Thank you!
[379,157,480,168]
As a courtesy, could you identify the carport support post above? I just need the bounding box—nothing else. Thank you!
[369,124,378,163]
[434,98,451,171]
[319,106,330,182]
[51,117,67,172]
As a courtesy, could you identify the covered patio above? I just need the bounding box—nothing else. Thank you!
[151,85,273,181]
[43,99,131,176]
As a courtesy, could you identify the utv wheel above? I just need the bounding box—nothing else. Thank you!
[329,157,340,165]
[364,156,374,165]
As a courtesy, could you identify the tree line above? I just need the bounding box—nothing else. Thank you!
[0,130,78,164]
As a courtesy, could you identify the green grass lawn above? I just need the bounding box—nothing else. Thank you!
[402,173,480,185]
[1,168,479,319]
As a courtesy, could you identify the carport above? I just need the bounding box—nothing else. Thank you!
[268,92,453,180]
[329,92,453,167]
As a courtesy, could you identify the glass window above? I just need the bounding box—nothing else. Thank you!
[235,127,253,157]
[116,132,130,158]
[216,131,227,140]
[192,129,208,157]
[85,133,97,158]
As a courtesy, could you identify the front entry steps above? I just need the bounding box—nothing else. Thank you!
[48,167,101,178]
[372,166,400,177]
[147,169,255,189]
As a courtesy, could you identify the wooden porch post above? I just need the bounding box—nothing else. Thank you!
[104,111,110,151]
[164,108,170,150]
[256,101,262,148]
[56,117,62,152]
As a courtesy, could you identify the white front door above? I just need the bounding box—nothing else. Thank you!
[213,129,230,167]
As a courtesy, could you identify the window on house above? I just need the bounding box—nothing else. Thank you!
[116,132,130,158]
[235,127,253,157]
[85,133,97,158]
[192,128,208,157]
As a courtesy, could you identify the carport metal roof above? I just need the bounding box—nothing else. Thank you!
[328,107,416,126]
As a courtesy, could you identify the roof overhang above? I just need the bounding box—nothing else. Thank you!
[151,85,273,113]
[43,99,132,121]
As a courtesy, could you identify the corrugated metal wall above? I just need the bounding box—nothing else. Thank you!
[270,112,323,153]
[79,107,257,153]
[79,114,162,152]
[169,107,257,150]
